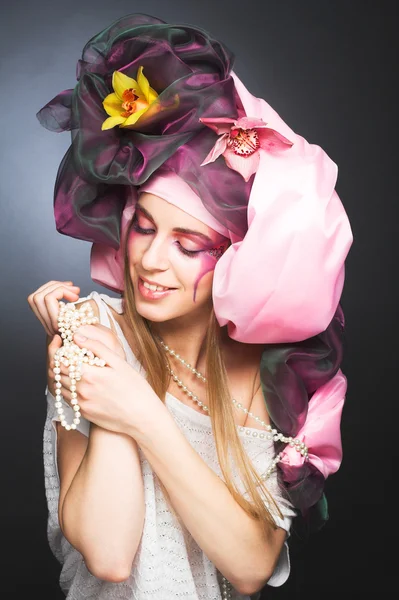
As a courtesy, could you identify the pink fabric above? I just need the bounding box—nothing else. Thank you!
[279,369,347,480]
[91,187,137,294]
[91,71,353,344]
[139,171,231,237]
[211,73,353,343]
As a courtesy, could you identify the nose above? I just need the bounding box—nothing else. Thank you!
[140,235,170,272]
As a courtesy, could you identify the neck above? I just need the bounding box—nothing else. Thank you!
[150,314,211,373]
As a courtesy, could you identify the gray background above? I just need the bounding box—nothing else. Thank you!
[1,0,396,597]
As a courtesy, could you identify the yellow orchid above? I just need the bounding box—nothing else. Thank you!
[101,67,159,130]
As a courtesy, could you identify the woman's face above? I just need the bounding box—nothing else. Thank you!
[126,192,230,324]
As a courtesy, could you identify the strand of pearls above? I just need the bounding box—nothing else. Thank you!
[52,300,106,430]
[159,339,308,462]
[159,338,309,599]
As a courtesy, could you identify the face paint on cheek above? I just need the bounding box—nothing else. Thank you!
[192,243,228,302]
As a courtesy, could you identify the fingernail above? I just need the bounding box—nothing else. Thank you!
[74,334,87,342]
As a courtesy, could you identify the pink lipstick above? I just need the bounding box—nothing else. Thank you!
[137,277,178,300]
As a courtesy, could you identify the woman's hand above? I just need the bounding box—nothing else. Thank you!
[47,322,127,398]
[27,281,128,396]
[56,325,163,437]
[27,280,81,337]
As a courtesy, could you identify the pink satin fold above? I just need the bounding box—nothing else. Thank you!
[279,369,347,481]
[139,171,231,237]
[211,73,353,343]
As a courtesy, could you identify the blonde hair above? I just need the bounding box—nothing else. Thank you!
[122,234,283,536]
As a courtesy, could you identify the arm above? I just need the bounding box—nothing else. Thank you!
[61,424,145,582]
[47,301,145,582]
[130,385,287,597]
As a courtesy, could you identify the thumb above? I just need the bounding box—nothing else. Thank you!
[73,333,120,369]
[48,334,62,369]
[51,334,62,347]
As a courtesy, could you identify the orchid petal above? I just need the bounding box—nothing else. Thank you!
[235,116,269,130]
[112,71,141,101]
[102,93,123,117]
[200,117,236,135]
[258,128,294,152]
[137,66,158,104]
[200,134,229,166]
[223,147,260,182]
[122,107,149,127]
[101,115,126,130]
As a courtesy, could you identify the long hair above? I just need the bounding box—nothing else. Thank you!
[121,241,287,536]
[121,224,345,536]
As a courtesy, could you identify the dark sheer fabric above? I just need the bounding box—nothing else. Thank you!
[260,304,345,527]
[36,13,242,246]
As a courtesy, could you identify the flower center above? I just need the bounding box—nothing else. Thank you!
[121,88,139,117]
[228,128,260,156]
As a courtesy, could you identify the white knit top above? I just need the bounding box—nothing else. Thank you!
[43,291,297,599]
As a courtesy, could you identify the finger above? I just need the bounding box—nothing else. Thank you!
[30,284,81,336]
[28,281,79,313]
[28,280,75,298]
[75,323,126,358]
[28,282,81,336]
[48,334,63,369]
[44,287,81,334]
[73,334,122,369]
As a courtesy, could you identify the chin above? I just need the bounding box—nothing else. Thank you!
[135,305,172,322]
[132,294,179,322]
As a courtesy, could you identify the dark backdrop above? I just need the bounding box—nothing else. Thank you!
[1,0,396,597]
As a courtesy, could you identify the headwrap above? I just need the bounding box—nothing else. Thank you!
[36,13,353,528]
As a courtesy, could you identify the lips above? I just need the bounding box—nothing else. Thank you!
[137,276,178,300]
[139,275,177,290]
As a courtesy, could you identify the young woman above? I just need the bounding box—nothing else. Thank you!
[28,12,353,600]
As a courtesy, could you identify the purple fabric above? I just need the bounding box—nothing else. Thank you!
[36,14,238,246]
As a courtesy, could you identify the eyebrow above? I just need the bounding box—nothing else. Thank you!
[136,203,213,243]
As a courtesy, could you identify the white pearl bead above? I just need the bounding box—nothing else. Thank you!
[54,300,106,430]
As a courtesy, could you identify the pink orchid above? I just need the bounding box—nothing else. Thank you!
[200,116,293,182]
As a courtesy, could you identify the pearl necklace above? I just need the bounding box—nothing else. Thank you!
[52,301,106,430]
[160,338,308,599]
[159,339,308,471]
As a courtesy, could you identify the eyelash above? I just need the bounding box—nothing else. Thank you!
[131,217,203,258]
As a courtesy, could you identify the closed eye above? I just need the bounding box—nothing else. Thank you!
[175,242,203,258]
[131,215,203,258]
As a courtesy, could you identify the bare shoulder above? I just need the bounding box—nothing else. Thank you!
[222,336,270,429]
